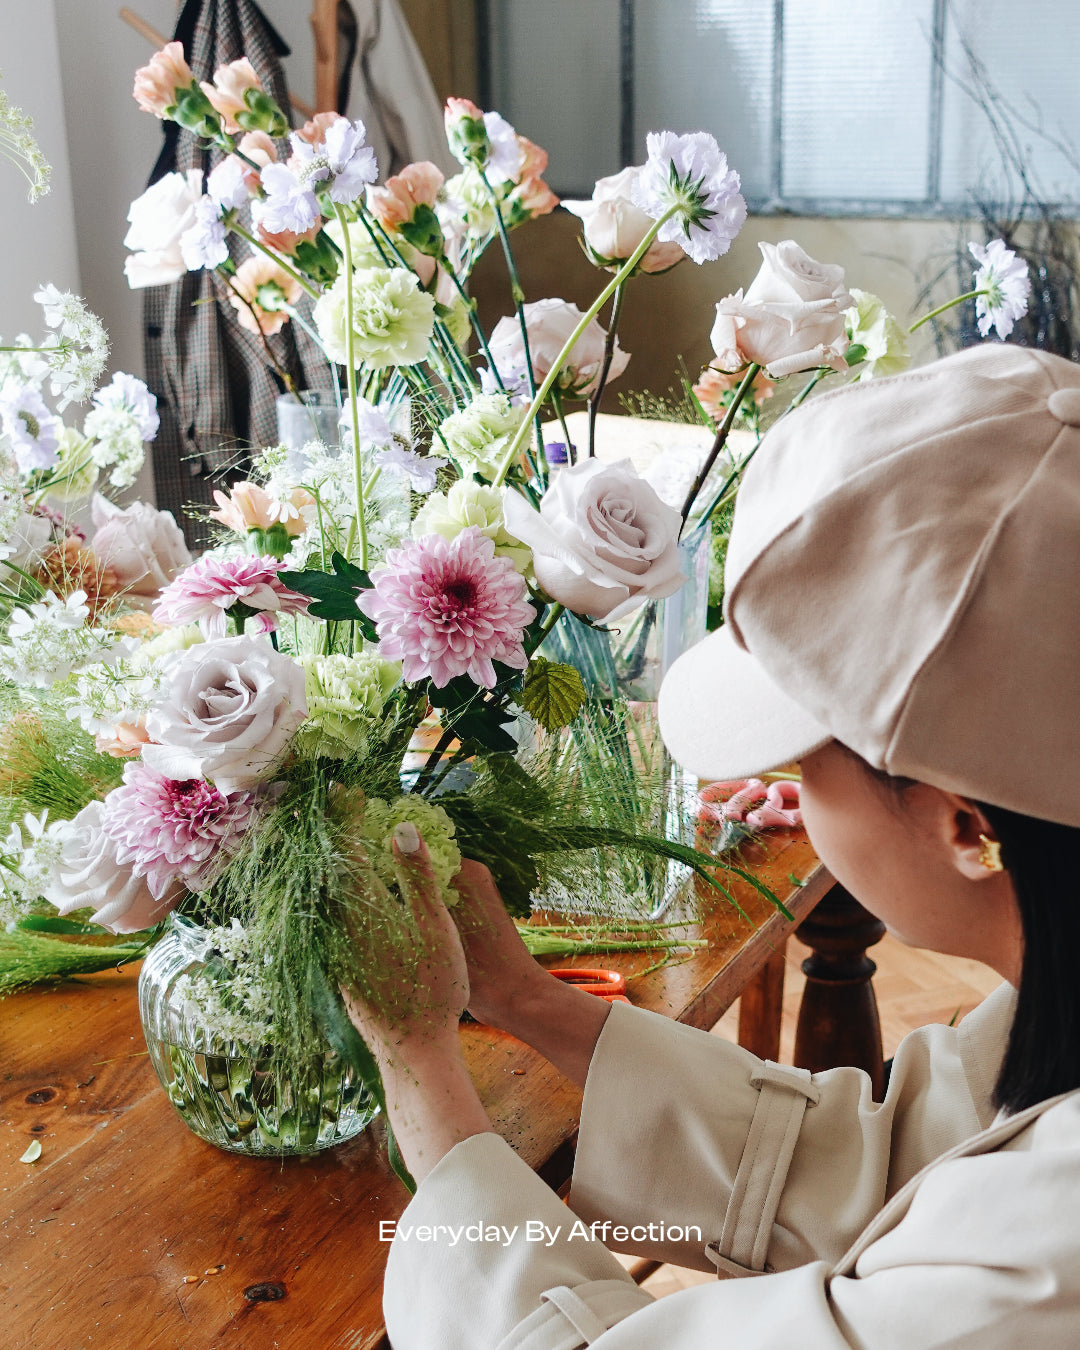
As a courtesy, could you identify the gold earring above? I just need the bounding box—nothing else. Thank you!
[978,834,1003,873]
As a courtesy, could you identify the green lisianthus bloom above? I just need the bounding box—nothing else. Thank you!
[844,289,910,380]
[296,650,401,758]
[412,479,531,572]
[438,393,527,482]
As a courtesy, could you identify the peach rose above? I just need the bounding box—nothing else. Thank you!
[95,718,152,759]
[370,161,445,230]
[200,57,263,134]
[133,42,193,118]
[227,255,303,335]
[210,481,313,536]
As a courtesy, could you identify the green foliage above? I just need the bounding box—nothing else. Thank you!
[0,926,153,995]
[520,658,586,732]
[279,552,378,639]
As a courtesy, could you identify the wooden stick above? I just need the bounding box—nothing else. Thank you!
[117,6,316,118]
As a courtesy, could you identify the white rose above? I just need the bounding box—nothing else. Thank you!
[488,298,629,400]
[503,458,684,621]
[710,240,854,380]
[91,494,192,599]
[123,170,204,289]
[45,801,183,934]
[143,635,307,791]
[563,166,685,275]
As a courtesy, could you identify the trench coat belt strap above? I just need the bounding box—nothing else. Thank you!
[711,1061,821,1275]
[539,1286,610,1343]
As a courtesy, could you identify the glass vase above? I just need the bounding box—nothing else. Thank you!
[538,524,711,918]
[275,390,341,450]
[138,914,378,1156]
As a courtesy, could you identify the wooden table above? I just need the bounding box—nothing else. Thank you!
[1,833,839,1349]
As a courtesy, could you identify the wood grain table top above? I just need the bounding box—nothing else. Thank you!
[0,832,828,1350]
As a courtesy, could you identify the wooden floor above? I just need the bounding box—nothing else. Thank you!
[625,932,1003,1300]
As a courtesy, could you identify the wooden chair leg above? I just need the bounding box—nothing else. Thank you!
[793,885,886,1098]
[737,944,787,1062]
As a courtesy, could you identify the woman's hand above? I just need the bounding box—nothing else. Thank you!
[453,858,554,1031]
[342,824,492,1184]
[452,858,612,1090]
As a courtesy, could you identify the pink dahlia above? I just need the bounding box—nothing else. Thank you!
[101,762,258,898]
[359,525,535,688]
[152,554,309,637]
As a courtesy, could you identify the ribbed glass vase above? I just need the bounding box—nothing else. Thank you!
[138,914,377,1156]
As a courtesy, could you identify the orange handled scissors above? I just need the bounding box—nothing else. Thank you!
[547,968,630,1004]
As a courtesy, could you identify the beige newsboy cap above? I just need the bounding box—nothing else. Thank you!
[658,342,1080,827]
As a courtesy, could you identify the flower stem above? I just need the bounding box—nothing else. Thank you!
[229,222,319,299]
[446,266,505,390]
[491,205,679,488]
[334,203,369,570]
[525,602,565,657]
[908,288,986,333]
[678,363,760,530]
[587,279,627,458]
[550,388,576,466]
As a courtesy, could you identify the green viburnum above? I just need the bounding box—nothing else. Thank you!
[438,394,528,482]
[296,650,401,757]
[411,479,531,572]
[313,265,436,369]
[359,793,461,903]
[844,289,910,380]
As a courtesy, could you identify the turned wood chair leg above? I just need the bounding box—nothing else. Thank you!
[737,944,787,1062]
[793,885,887,1098]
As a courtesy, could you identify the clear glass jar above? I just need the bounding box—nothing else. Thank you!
[275,390,341,450]
[138,914,378,1156]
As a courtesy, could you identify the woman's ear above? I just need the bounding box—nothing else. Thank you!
[940,793,1002,882]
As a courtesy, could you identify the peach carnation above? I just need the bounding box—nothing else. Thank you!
[133,42,193,118]
[227,255,303,335]
[693,362,776,420]
[370,161,445,230]
[200,57,262,134]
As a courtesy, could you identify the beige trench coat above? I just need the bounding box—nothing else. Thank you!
[383,984,1080,1347]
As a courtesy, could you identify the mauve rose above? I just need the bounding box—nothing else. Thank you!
[710,240,854,379]
[46,800,183,933]
[90,494,192,599]
[503,459,684,621]
[488,298,629,400]
[123,170,204,289]
[143,635,307,791]
[563,166,685,275]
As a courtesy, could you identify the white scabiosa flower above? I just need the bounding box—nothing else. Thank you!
[969,239,1031,339]
[632,131,747,265]
[0,382,62,472]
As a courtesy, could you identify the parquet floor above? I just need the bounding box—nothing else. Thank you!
[625,932,1004,1300]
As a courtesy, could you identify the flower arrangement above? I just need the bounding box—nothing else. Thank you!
[0,46,1032,1172]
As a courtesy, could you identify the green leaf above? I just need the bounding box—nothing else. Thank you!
[787,872,806,889]
[279,553,377,635]
[20,1141,41,1163]
[520,658,586,732]
[306,958,416,1194]
[15,915,110,936]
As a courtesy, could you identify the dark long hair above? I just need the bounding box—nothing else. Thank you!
[980,803,1080,1114]
[846,747,1080,1114]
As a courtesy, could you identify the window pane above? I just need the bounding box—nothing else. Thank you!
[940,0,1080,207]
[633,0,775,201]
[781,0,934,202]
[488,0,622,194]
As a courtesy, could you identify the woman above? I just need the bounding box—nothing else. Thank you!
[350,341,1080,1347]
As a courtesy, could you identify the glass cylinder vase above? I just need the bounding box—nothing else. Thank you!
[275,390,341,450]
[537,523,711,918]
[138,914,378,1156]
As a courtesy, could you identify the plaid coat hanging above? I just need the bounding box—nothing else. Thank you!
[143,0,334,548]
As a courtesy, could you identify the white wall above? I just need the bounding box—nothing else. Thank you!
[0,0,81,335]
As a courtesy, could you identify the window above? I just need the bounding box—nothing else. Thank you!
[481,0,1080,214]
